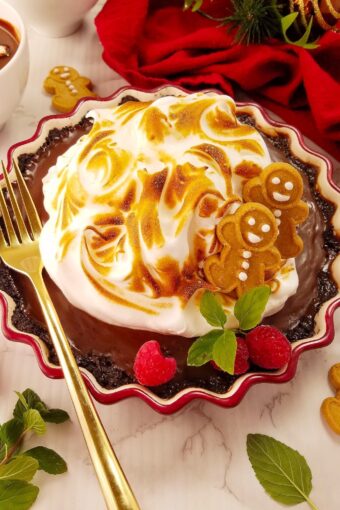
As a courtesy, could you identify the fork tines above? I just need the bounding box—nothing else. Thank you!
[0,160,42,247]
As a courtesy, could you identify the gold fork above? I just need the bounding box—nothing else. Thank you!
[0,160,141,510]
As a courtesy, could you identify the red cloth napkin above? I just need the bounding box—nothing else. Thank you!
[95,0,340,161]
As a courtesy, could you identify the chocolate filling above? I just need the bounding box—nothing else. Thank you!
[1,101,338,399]
[0,19,19,70]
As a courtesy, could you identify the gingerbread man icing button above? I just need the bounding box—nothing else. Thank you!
[243,162,309,259]
[203,202,281,297]
[44,66,96,113]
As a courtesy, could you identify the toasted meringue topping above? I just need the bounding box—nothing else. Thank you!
[40,93,298,337]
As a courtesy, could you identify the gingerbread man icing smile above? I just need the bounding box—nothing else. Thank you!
[243,162,309,259]
[204,202,281,296]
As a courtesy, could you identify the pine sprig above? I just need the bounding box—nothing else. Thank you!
[184,0,332,47]
[224,0,281,44]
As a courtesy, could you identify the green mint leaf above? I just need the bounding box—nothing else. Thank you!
[13,389,69,424]
[247,434,319,508]
[187,330,222,367]
[234,285,270,331]
[0,419,24,447]
[0,456,39,482]
[212,330,237,374]
[14,392,29,412]
[39,409,70,424]
[34,402,49,415]
[14,389,47,420]
[200,290,227,328]
[24,447,67,475]
[0,480,39,510]
[0,443,6,463]
[23,410,46,436]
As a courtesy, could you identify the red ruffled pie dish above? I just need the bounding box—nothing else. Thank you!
[2,85,340,414]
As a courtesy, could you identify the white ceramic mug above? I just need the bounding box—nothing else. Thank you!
[0,0,28,130]
[8,0,99,38]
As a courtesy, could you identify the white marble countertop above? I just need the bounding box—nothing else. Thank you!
[0,3,339,509]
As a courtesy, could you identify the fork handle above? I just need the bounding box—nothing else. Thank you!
[29,270,141,510]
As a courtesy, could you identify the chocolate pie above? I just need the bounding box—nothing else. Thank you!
[2,91,339,399]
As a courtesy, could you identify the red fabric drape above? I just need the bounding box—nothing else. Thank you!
[95,0,340,160]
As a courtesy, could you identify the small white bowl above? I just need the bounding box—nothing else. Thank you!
[7,0,99,38]
[0,0,28,129]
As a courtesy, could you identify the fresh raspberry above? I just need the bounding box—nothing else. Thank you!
[211,337,250,375]
[233,337,250,375]
[133,340,177,386]
[245,326,291,369]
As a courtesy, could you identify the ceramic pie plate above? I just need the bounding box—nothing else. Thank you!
[2,85,340,414]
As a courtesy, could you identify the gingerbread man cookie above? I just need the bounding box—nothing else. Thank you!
[44,66,96,113]
[203,202,281,297]
[321,363,340,435]
[329,363,340,390]
[243,162,309,259]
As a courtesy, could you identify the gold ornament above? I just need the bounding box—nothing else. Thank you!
[323,0,340,17]
[289,0,340,31]
[313,0,332,29]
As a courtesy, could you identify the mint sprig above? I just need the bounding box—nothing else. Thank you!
[234,285,270,331]
[247,434,320,510]
[188,294,237,374]
[0,388,69,510]
[187,285,270,374]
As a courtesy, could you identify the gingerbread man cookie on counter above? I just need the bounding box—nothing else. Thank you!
[204,202,281,297]
[44,66,96,113]
[243,162,309,259]
[321,363,340,435]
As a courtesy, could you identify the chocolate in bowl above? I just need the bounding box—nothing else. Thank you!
[0,18,19,70]
[2,88,340,405]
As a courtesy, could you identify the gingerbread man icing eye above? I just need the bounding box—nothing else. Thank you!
[272,177,280,184]
[239,205,278,250]
[284,181,293,191]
